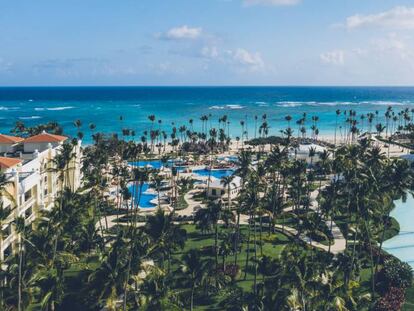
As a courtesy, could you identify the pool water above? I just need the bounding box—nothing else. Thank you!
[193,169,235,179]
[129,183,157,208]
[383,195,414,268]
[129,160,163,169]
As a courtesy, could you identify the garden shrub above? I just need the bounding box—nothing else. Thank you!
[374,287,405,311]
[383,258,413,289]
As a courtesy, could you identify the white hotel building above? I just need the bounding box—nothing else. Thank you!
[0,132,82,261]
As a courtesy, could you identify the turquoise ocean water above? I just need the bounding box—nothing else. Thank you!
[1,87,414,143]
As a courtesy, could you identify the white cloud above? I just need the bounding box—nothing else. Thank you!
[231,48,264,70]
[320,50,345,65]
[243,0,300,6]
[159,25,202,40]
[371,34,414,63]
[200,46,219,59]
[0,58,13,72]
[345,6,414,30]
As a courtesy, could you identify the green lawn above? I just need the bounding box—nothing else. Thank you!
[403,285,414,310]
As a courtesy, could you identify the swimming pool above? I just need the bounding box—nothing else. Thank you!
[128,183,157,208]
[129,159,187,172]
[383,195,414,268]
[193,168,235,179]
[129,160,163,169]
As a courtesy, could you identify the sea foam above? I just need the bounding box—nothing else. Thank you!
[19,116,42,120]
[209,104,244,110]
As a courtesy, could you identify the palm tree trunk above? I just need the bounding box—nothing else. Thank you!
[234,212,240,265]
[215,222,219,269]
[190,283,195,311]
[253,212,258,295]
[363,217,375,296]
[123,182,144,311]
[375,210,390,276]
[244,212,252,280]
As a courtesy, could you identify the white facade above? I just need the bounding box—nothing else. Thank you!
[0,139,82,261]
[207,176,241,199]
[0,143,17,154]
[289,143,328,163]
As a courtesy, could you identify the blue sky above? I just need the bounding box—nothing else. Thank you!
[1,0,414,86]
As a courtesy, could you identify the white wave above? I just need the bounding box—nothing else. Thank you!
[277,102,303,108]
[46,106,75,111]
[226,104,244,109]
[19,116,42,120]
[209,105,225,110]
[28,99,34,102]
[256,102,269,107]
[131,104,141,107]
[308,102,358,107]
[35,106,74,111]
[365,101,406,106]
[209,104,245,110]
[0,106,20,110]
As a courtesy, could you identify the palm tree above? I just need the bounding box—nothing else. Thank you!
[285,115,292,129]
[123,168,149,310]
[180,249,212,311]
[0,171,15,205]
[151,174,164,208]
[15,216,25,311]
[145,209,186,271]
[220,175,235,210]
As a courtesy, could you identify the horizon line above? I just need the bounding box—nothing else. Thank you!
[1,85,414,88]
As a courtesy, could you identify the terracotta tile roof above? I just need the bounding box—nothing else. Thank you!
[0,134,24,144]
[0,157,22,169]
[24,132,67,143]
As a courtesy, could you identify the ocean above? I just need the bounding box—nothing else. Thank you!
[1,86,414,143]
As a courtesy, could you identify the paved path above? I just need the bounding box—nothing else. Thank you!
[176,188,205,216]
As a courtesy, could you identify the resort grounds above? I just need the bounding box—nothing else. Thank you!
[2,108,414,310]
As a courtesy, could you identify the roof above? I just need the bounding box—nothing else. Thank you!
[295,143,327,155]
[210,176,241,188]
[24,132,67,143]
[0,134,24,144]
[0,157,22,169]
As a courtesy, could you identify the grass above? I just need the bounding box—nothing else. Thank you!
[403,285,414,310]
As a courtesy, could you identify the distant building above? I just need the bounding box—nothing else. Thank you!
[0,134,24,154]
[0,132,82,261]
[207,176,241,199]
[290,143,328,163]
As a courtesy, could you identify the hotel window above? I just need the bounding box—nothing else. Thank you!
[4,245,12,259]
[4,204,11,215]
[25,207,32,218]
[212,189,217,196]
[3,224,11,237]
[44,188,48,196]
[221,190,225,195]
[24,189,32,202]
